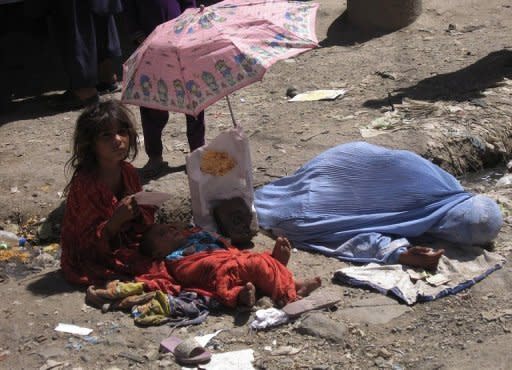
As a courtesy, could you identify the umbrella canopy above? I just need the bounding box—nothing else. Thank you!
[121,0,319,116]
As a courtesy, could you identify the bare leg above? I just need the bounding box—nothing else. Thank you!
[295,276,322,298]
[237,282,256,308]
[271,237,292,266]
[398,246,445,270]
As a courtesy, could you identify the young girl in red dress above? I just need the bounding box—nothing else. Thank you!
[60,100,178,292]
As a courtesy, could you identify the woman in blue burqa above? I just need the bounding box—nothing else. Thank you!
[254,142,503,270]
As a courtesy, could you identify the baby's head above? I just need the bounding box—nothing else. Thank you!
[140,223,186,259]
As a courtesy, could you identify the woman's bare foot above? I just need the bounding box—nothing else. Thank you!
[272,237,292,266]
[295,276,322,298]
[238,282,256,309]
[398,246,445,270]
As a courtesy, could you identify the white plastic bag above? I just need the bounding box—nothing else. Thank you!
[186,126,258,233]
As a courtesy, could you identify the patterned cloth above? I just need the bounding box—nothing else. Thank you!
[165,230,226,261]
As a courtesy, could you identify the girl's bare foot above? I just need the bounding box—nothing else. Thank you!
[295,276,322,298]
[237,282,256,309]
[272,237,292,266]
[398,246,445,270]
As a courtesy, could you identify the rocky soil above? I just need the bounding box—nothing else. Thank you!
[1,0,512,369]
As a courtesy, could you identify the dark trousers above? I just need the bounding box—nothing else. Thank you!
[51,0,121,89]
[140,108,205,157]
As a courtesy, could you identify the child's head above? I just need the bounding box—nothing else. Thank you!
[66,100,138,175]
[140,223,187,259]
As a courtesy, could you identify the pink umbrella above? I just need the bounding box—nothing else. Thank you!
[121,0,319,124]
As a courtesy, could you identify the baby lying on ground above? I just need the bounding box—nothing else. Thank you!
[140,224,321,309]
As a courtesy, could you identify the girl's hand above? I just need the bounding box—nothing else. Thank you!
[105,196,140,239]
[112,195,140,225]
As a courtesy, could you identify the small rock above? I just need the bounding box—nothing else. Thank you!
[312,365,330,370]
[378,348,392,359]
[255,296,274,309]
[144,349,159,361]
[157,359,174,368]
[296,313,347,343]
[32,253,57,268]
[448,23,457,31]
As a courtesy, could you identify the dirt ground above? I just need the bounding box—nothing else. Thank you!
[1,0,512,369]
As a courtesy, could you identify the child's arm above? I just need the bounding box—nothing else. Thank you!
[104,195,140,240]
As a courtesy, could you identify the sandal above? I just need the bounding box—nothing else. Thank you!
[160,336,211,365]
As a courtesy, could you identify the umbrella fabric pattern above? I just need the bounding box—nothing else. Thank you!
[121,0,319,116]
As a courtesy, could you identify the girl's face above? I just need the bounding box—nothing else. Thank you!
[95,121,130,165]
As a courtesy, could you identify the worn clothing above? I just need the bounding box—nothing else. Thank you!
[140,108,205,154]
[168,247,297,308]
[122,0,181,40]
[255,142,503,264]
[166,230,225,261]
[50,0,122,89]
[60,162,180,293]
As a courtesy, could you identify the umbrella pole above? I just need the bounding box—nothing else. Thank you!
[225,95,238,128]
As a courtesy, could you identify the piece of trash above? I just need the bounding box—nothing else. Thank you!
[0,248,30,262]
[271,345,304,356]
[65,342,83,351]
[133,191,171,207]
[39,359,69,370]
[360,110,402,138]
[194,330,223,348]
[181,349,254,370]
[425,273,451,286]
[43,244,60,254]
[406,269,428,281]
[288,89,346,102]
[10,187,19,194]
[54,323,93,336]
[249,308,289,330]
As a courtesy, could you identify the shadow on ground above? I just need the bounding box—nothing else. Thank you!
[320,10,393,47]
[0,4,133,126]
[25,269,78,296]
[138,164,187,185]
[364,49,512,108]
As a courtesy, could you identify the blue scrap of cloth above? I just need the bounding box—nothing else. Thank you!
[165,231,225,261]
[254,142,503,264]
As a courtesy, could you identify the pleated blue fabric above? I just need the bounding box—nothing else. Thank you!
[254,142,502,264]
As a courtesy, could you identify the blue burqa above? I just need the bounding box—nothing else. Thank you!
[254,142,502,264]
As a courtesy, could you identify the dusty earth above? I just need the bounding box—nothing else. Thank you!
[1,0,512,369]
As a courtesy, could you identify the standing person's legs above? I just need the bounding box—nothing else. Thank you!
[186,111,205,151]
[94,12,122,93]
[140,107,169,176]
[52,0,98,104]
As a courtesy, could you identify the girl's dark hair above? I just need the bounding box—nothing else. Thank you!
[64,100,139,192]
